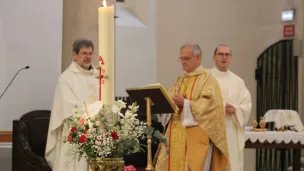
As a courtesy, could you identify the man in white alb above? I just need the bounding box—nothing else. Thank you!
[210,44,252,171]
[45,38,100,171]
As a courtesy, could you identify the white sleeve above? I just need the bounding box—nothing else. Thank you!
[231,81,252,128]
[181,99,198,127]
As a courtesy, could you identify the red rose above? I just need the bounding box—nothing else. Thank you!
[70,126,77,133]
[84,129,88,134]
[111,132,119,140]
[124,165,136,171]
[79,135,87,143]
[67,135,73,142]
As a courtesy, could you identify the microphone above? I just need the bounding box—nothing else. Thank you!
[0,66,30,100]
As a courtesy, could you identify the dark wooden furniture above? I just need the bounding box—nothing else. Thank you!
[12,110,51,171]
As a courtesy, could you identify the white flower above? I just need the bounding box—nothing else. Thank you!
[100,127,106,134]
[134,105,139,111]
[118,112,124,118]
[125,111,133,118]
[134,120,139,125]
[63,102,147,160]
[112,105,120,113]
[84,118,88,125]
[114,100,126,108]
[95,140,102,146]
[73,107,78,114]
[89,128,96,133]
[90,117,96,122]
[88,121,94,129]
[95,120,101,126]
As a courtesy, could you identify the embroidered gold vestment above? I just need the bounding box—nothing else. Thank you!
[155,68,230,171]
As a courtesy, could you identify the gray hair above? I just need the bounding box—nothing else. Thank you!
[72,38,94,54]
[180,43,202,56]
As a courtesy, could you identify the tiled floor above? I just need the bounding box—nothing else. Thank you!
[0,143,12,171]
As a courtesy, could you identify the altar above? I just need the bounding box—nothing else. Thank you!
[245,131,304,171]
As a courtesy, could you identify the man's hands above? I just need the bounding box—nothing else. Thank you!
[173,94,185,108]
[225,103,236,116]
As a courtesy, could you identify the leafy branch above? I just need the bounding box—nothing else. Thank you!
[143,126,168,147]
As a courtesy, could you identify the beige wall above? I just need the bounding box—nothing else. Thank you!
[115,25,156,95]
[115,1,157,96]
[62,0,99,71]
[61,0,156,96]
[156,0,303,123]
[0,0,62,131]
[156,0,303,171]
[61,0,116,71]
[124,0,149,25]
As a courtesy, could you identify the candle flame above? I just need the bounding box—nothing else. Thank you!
[103,0,107,7]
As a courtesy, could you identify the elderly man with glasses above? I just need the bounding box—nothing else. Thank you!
[155,43,230,171]
[210,45,252,171]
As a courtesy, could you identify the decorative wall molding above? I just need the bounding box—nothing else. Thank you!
[0,131,12,142]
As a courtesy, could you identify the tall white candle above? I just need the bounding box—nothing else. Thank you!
[98,0,115,105]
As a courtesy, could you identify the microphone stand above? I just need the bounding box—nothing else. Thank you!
[0,66,30,100]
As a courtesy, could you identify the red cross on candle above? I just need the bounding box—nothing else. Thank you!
[99,56,105,101]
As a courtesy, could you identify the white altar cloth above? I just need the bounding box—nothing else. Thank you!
[264,110,304,132]
[245,130,304,145]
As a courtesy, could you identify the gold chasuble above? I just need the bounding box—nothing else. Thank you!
[155,68,230,171]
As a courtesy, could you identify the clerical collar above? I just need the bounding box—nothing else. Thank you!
[211,67,230,78]
[183,65,208,77]
[184,65,203,74]
[71,61,95,75]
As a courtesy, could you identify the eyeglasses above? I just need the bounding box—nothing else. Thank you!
[177,56,195,61]
[216,53,231,57]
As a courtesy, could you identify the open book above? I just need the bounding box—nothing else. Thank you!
[126,83,177,114]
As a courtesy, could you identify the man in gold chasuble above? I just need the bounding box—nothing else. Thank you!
[155,43,230,171]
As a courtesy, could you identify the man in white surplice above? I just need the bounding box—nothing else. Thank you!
[45,38,100,171]
[210,45,252,171]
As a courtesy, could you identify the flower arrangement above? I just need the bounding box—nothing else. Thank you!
[63,100,167,165]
